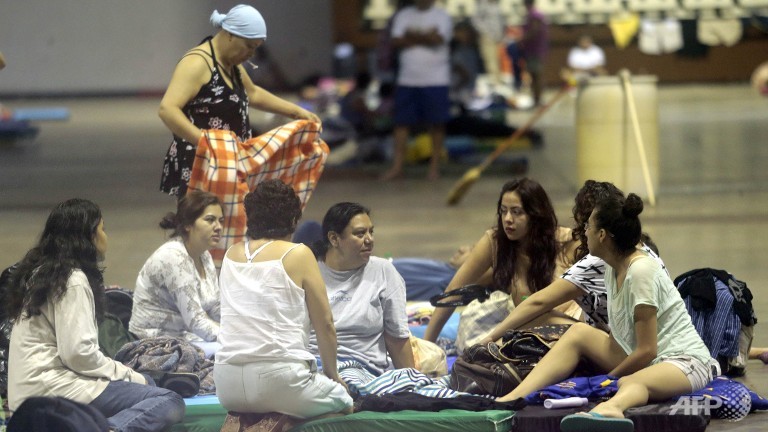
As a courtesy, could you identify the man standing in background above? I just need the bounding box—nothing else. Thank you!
[521,0,549,107]
[472,0,506,87]
[381,0,452,181]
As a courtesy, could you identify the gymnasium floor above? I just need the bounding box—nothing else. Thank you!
[1,83,766,430]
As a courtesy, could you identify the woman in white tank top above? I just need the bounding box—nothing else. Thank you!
[214,179,353,418]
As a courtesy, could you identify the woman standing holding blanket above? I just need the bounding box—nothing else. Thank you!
[498,192,719,432]
[158,4,319,197]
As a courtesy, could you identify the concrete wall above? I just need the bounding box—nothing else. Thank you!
[0,0,333,96]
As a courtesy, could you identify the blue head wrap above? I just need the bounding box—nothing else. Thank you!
[210,5,267,40]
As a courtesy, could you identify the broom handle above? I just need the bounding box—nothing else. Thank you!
[619,70,656,207]
[476,85,571,172]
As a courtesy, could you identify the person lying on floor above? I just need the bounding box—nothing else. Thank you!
[214,179,353,418]
[309,202,415,375]
[130,191,223,357]
[423,177,580,351]
[497,192,719,432]
[5,198,184,432]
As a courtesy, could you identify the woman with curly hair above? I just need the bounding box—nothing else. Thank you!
[423,177,578,350]
[499,193,718,432]
[6,198,185,431]
[477,180,664,344]
[214,179,353,418]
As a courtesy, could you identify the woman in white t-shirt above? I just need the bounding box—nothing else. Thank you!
[499,192,718,432]
[309,202,414,375]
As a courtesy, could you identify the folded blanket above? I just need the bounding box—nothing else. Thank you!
[115,336,215,394]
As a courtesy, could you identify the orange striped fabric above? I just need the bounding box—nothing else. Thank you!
[188,120,329,266]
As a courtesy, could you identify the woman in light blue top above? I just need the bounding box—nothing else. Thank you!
[499,192,718,432]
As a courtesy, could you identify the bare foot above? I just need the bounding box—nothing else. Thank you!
[590,401,626,419]
[379,168,403,181]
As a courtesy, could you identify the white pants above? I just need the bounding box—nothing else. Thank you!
[214,360,353,419]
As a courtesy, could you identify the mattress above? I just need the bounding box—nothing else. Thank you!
[172,396,515,432]
[291,409,515,432]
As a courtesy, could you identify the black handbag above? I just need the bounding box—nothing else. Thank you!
[449,324,576,397]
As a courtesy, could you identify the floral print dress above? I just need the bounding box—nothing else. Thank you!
[160,37,252,196]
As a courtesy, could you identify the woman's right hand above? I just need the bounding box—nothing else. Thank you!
[328,372,351,395]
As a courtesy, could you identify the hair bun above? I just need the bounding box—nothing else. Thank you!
[622,194,644,218]
[159,212,178,230]
[210,10,226,28]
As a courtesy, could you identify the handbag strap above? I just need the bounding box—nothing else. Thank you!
[430,284,495,307]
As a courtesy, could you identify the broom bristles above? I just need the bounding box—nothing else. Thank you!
[446,167,481,206]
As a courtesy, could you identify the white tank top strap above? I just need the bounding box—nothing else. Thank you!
[280,243,303,261]
[244,238,275,263]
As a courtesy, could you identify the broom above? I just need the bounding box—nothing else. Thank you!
[619,69,656,207]
[446,84,572,206]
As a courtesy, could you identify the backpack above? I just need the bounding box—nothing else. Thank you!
[98,287,138,359]
[7,396,109,432]
[675,268,756,377]
[450,324,573,396]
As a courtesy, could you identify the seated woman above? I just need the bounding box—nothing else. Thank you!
[479,179,768,366]
[214,179,353,418]
[6,198,184,431]
[309,202,414,375]
[130,191,223,353]
[423,177,579,349]
[478,180,663,343]
[499,193,719,432]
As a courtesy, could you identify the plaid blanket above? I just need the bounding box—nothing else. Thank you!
[188,120,329,265]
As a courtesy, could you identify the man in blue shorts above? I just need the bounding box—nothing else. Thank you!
[381,0,452,181]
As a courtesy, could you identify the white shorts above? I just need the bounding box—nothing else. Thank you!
[660,355,720,392]
[214,359,353,419]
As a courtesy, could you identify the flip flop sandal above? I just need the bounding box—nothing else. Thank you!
[560,412,634,432]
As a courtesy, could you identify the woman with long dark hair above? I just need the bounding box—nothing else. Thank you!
[499,193,718,432]
[477,180,663,343]
[423,177,578,349]
[6,198,185,431]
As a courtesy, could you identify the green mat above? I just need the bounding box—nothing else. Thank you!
[289,409,515,432]
[171,397,227,432]
[172,396,516,432]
